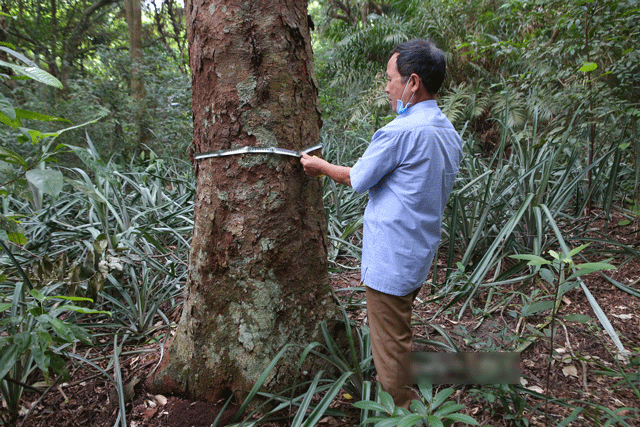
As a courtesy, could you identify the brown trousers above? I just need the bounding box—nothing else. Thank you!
[365,285,420,409]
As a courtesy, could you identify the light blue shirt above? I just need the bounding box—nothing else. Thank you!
[350,100,462,296]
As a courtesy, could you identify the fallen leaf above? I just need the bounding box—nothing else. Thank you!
[31,381,53,389]
[562,365,578,377]
[143,407,158,418]
[612,313,633,320]
[617,352,631,365]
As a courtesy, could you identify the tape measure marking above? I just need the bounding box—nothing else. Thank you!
[194,143,322,160]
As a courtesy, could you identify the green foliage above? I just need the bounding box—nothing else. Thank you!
[0,44,67,209]
[2,0,191,164]
[101,259,182,338]
[354,382,479,426]
[0,214,26,246]
[1,38,191,418]
[0,45,63,89]
[54,46,193,161]
[1,143,192,423]
[0,48,113,425]
[0,279,108,423]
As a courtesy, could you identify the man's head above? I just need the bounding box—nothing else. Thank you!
[385,39,446,113]
[390,39,446,92]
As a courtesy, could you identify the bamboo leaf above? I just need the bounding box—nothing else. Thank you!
[378,390,395,414]
[57,305,112,316]
[301,370,353,427]
[574,262,616,272]
[0,343,20,381]
[426,415,444,427]
[579,280,630,358]
[567,243,590,257]
[443,412,479,425]
[430,388,455,411]
[510,254,550,265]
[353,400,388,412]
[48,317,75,342]
[14,108,70,123]
[579,62,598,73]
[29,288,45,302]
[397,414,425,427]
[291,370,322,426]
[522,300,555,317]
[25,169,64,199]
[562,314,592,323]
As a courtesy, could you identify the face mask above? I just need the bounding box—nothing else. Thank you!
[396,78,415,115]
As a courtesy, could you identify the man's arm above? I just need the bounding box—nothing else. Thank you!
[300,153,351,187]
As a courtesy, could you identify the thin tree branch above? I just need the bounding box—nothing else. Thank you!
[17,376,62,427]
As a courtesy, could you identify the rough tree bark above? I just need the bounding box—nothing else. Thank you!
[147,0,336,401]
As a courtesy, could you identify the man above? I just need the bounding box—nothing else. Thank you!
[301,39,463,408]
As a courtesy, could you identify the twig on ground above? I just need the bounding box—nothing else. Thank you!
[17,375,62,427]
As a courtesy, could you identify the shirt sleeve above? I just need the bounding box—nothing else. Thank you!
[350,128,401,194]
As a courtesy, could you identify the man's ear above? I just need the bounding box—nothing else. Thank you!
[410,73,422,92]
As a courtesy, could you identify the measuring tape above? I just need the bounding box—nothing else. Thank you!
[194,143,323,160]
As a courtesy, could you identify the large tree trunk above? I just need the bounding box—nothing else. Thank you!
[148,0,336,401]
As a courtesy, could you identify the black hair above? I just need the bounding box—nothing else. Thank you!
[390,39,446,94]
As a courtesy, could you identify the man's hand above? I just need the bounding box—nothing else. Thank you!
[300,153,352,187]
[300,152,326,177]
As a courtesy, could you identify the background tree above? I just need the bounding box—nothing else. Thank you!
[3,0,119,88]
[149,0,189,76]
[1,0,191,160]
[124,0,148,146]
[148,0,337,401]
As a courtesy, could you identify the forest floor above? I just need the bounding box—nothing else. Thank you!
[10,212,640,427]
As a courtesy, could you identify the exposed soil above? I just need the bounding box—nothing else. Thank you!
[6,211,640,427]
